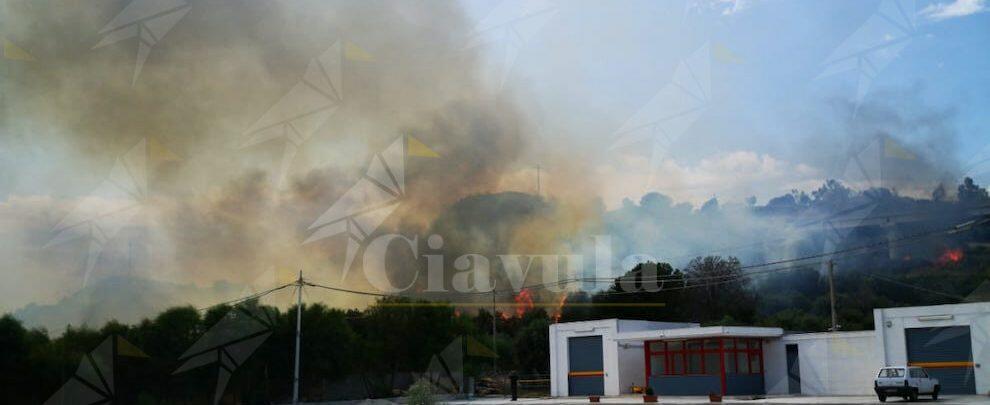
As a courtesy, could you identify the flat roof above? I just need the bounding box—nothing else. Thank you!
[614,325,784,342]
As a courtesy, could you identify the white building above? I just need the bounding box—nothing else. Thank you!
[549,302,989,397]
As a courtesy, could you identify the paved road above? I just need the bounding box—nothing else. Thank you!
[437,395,989,404]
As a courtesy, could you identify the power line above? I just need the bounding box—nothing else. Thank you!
[300,217,977,300]
[196,282,296,312]
[867,274,965,301]
[489,218,986,295]
[304,280,394,297]
[634,202,990,265]
[211,215,986,306]
[600,217,985,284]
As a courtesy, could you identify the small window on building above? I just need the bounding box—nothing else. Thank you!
[650,354,665,375]
[646,337,764,377]
[750,353,761,373]
[672,353,684,374]
[704,353,720,375]
[688,353,703,374]
[737,352,750,374]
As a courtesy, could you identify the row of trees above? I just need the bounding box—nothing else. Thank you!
[3,244,988,403]
[560,245,989,333]
[0,292,560,403]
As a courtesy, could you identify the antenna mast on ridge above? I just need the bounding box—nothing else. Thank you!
[536,164,541,198]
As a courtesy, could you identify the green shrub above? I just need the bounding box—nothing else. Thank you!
[407,379,437,405]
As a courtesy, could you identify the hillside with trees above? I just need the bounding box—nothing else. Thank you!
[4,179,990,403]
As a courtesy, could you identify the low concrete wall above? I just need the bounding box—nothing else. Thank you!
[726,374,764,395]
[649,375,720,395]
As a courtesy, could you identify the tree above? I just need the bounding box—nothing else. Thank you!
[296,304,357,392]
[932,183,947,202]
[958,177,989,204]
[699,197,719,215]
[811,179,852,207]
[512,311,550,374]
[0,315,33,403]
[593,262,686,322]
[350,297,459,397]
[681,256,756,324]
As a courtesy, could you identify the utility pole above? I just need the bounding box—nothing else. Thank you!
[292,271,303,405]
[536,164,541,198]
[491,288,498,375]
[827,260,838,332]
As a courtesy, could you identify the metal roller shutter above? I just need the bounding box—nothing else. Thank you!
[567,336,604,396]
[905,326,976,395]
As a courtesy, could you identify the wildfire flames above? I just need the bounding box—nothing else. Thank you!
[514,288,535,317]
[937,248,963,265]
[552,294,568,323]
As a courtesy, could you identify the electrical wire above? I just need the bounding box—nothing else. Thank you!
[196,282,296,312]
[583,216,987,284]
[218,214,987,304]
[634,202,990,265]
[303,281,395,298]
[867,274,966,301]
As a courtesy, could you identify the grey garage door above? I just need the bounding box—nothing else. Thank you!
[905,326,976,395]
[567,335,604,396]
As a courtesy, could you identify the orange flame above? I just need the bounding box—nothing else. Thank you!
[552,293,568,323]
[513,288,535,317]
[937,248,963,265]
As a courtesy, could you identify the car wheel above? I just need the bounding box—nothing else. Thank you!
[909,389,918,401]
[932,385,939,400]
[877,394,886,402]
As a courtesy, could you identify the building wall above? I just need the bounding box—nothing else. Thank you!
[550,320,617,397]
[874,302,990,395]
[614,320,697,394]
[763,337,789,395]
[616,340,646,393]
[552,304,990,397]
[764,331,880,395]
[549,320,695,396]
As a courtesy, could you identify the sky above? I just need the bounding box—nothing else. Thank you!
[459,0,990,206]
[1,0,989,328]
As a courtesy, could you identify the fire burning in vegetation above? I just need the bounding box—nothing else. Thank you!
[513,289,535,318]
[937,248,964,265]
[552,294,568,323]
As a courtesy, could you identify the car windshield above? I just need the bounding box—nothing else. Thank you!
[879,368,905,378]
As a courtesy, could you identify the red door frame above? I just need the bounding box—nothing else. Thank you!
[643,337,764,396]
[719,338,727,394]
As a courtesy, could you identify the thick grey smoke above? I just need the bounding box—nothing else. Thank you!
[0,0,975,331]
[0,0,556,329]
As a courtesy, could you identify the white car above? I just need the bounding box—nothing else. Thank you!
[874,366,940,402]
